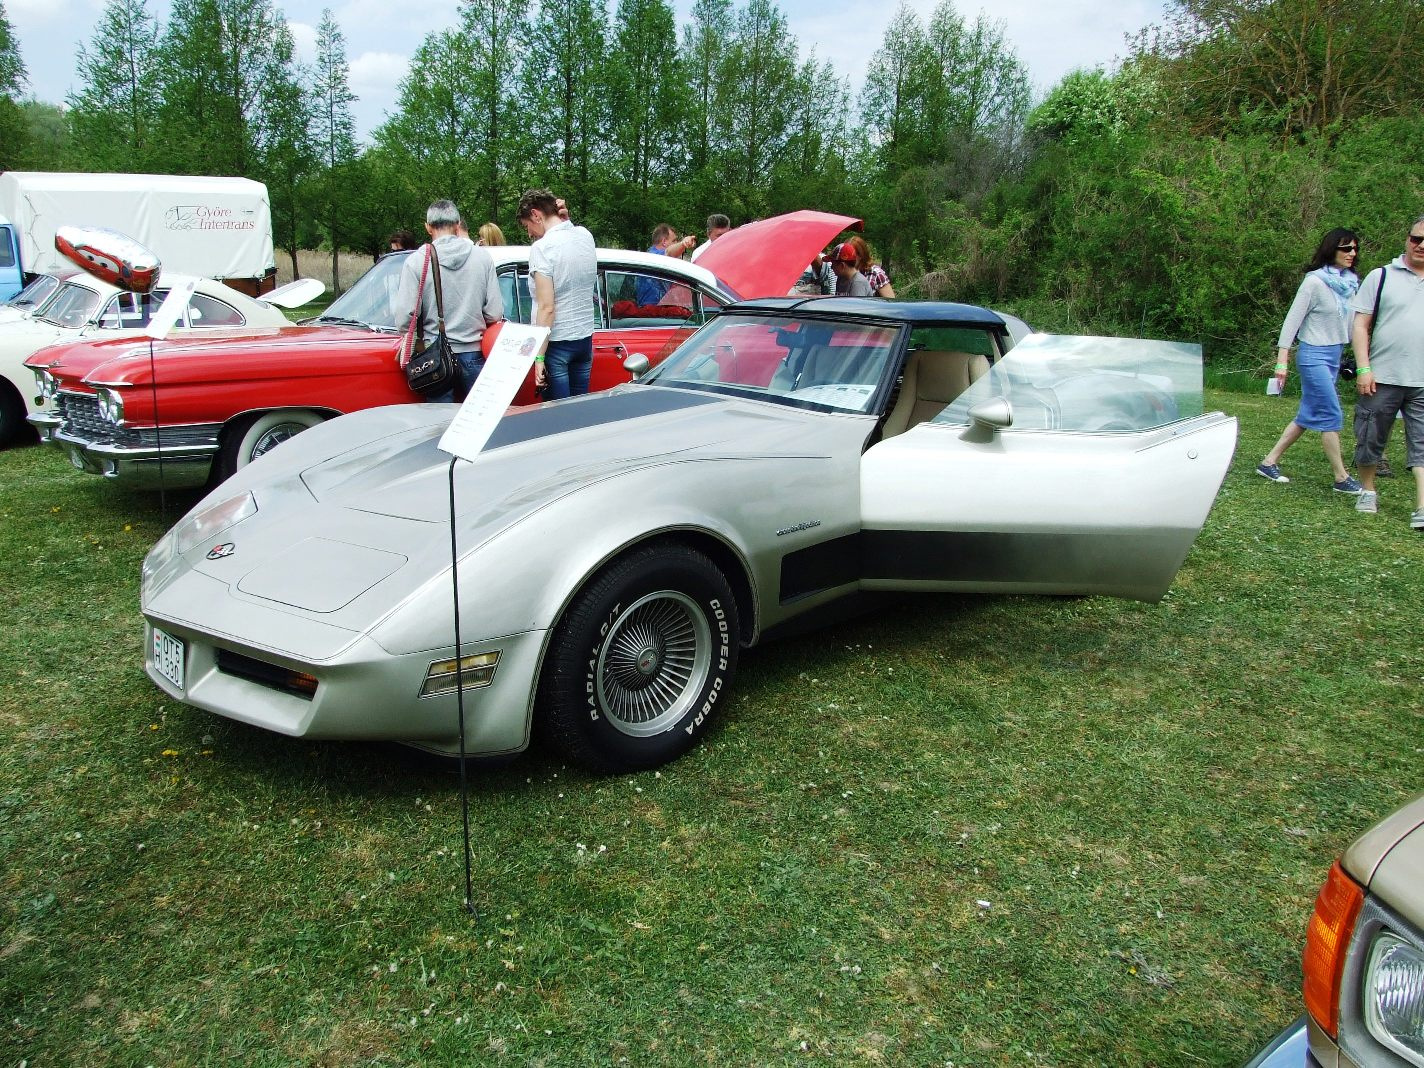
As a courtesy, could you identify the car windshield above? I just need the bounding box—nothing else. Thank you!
[35,282,104,329]
[313,250,412,331]
[935,334,1204,433]
[6,274,61,310]
[642,312,903,414]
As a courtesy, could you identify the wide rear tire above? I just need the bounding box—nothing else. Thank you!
[538,544,739,773]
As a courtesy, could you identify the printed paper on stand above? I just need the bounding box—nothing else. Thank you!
[438,323,549,462]
[146,279,197,340]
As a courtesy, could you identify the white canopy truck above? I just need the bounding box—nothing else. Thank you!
[0,172,277,302]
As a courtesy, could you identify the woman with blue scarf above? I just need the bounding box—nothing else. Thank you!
[1257,228,1364,493]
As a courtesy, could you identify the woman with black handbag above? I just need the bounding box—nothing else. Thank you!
[397,199,503,402]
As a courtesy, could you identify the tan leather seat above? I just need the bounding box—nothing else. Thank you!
[881,349,989,437]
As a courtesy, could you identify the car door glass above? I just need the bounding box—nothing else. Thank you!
[186,292,246,328]
[39,283,104,329]
[96,290,167,329]
[497,267,533,325]
[935,334,1204,432]
[604,270,702,328]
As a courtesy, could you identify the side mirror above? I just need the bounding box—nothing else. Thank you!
[960,398,1012,443]
[623,352,651,379]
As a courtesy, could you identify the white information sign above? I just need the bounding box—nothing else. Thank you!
[438,323,549,462]
[145,279,197,340]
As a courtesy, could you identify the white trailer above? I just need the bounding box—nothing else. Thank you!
[0,172,277,300]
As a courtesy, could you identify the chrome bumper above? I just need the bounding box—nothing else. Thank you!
[49,426,220,490]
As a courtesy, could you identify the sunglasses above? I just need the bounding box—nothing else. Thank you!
[1337,244,1358,252]
[1409,234,1424,246]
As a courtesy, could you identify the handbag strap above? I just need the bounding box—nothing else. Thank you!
[429,244,447,334]
[1369,266,1386,339]
[404,247,433,365]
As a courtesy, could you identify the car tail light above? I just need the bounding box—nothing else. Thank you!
[1304,861,1366,1037]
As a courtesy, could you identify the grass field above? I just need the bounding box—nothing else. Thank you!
[1,389,1420,1066]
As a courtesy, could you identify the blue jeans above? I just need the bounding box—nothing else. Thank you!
[429,352,485,403]
[544,336,593,399]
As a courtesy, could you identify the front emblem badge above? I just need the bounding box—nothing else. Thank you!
[206,542,236,560]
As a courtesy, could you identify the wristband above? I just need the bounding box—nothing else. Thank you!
[1358,365,1372,374]
[1274,363,1287,372]
[534,355,545,363]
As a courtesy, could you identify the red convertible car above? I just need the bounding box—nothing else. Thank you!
[27,211,859,488]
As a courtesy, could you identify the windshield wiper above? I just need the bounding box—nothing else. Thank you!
[304,314,379,329]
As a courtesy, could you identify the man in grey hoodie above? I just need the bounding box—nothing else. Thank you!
[397,199,503,401]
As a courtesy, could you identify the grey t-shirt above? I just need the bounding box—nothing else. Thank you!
[1350,259,1424,386]
[835,271,872,297]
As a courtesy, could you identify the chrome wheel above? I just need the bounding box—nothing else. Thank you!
[249,420,310,459]
[594,590,711,737]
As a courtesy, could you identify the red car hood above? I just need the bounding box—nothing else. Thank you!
[698,210,863,299]
[30,325,396,385]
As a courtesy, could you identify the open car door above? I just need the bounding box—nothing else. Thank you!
[860,334,1237,602]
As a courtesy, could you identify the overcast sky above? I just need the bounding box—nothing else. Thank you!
[8,0,1168,142]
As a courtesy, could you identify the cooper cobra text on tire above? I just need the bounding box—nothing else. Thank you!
[538,543,739,773]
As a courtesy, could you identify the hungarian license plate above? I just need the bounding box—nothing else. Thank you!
[152,627,185,689]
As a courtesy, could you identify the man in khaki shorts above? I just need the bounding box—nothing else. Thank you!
[1350,214,1424,529]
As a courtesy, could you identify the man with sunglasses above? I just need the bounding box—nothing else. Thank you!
[1350,215,1424,528]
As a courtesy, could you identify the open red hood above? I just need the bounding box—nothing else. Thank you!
[697,210,863,300]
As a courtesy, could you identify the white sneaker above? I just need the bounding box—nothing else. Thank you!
[1356,491,1379,514]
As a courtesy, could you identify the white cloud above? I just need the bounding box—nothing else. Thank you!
[289,21,319,65]
[349,51,408,98]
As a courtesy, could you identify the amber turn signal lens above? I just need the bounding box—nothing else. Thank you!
[1304,860,1366,1037]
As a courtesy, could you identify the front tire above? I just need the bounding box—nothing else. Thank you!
[216,409,324,481]
[538,544,739,773]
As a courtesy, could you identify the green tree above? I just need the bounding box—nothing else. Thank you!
[859,3,926,175]
[154,0,305,176]
[376,33,488,220]
[0,0,28,169]
[457,0,530,222]
[1136,0,1424,140]
[605,0,687,240]
[518,0,607,218]
[67,0,161,171]
[713,0,799,220]
[259,35,314,280]
[681,0,733,174]
[311,8,358,290]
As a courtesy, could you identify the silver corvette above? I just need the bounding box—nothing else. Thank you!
[140,297,1238,772]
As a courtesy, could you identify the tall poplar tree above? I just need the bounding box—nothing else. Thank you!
[457,0,530,223]
[155,0,304,176]
[312,9,358,290]
[376,31,489,218]
[518,0,606,220]
[606,0,686,237]
[716,0,799,219]
[68,0,161,171]
[0,0,28,168]
[681,0,733,174]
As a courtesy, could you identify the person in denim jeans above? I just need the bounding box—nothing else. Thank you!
[396,199,503,402]
[516,189,597,399]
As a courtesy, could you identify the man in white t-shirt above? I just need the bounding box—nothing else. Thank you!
[690,214,731,262]
[516,189,597,398]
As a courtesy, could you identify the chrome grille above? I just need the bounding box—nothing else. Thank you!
[54,391,219,449]
[56,393,135,446]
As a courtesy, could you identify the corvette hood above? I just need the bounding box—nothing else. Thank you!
[301,387,824,530]
[698,210,863,299]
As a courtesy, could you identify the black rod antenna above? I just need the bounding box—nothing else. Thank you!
[448,455,475,916]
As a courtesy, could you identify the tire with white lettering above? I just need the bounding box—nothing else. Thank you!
[216,409,324,482]
[538,544,739,773]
